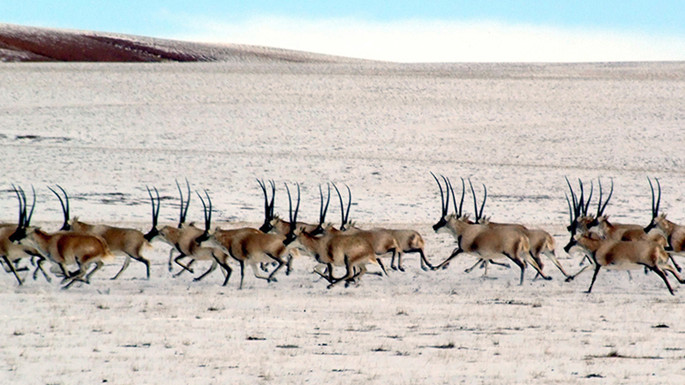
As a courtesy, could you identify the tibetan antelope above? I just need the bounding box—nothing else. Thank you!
[643,178,685,271]
[565,232,685,295]
[331,183,432,272]
[9,186,114,289]
[144,180,226,279]
[331,183,394,273]
[0,217,46,284]
[257,180,327,274]
[585,178,665,242]
[48,185,155,280]
[203,183,299,289]
[283,184,386,288]
[257,180,331,235]
[463,178,569,279]
[431,174,546,284]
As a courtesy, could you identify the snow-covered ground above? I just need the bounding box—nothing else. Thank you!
[1,60,684,384]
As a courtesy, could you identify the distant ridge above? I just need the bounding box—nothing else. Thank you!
[0,23,354,63]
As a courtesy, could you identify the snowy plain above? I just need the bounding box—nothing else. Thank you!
[1,59,685,384]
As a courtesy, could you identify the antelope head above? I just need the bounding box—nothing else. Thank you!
[332,183,352,231]
[585,177,612,229]
[9,185,36,243]
[283,182,301,246]
[143,186,161,241]
[48,185,71,231]
[431,172,450,232]
[562,177,595,252]
[643,177,662,233]
[258,179,276,233]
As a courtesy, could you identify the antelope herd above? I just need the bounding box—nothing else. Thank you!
[2,175,684,295]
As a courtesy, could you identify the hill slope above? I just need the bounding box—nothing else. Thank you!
[0,23,352,63]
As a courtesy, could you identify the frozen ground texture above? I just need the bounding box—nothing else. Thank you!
[1,47,685,383]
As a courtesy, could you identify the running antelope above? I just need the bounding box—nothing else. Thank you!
[431,174,545,284]
[643,178,685,271]
[144,180,225,278]
[585,178,665,242]
[204,183,298,289]
[283,184,386,288]
[565,231,685,295]
[331,183,431,272]
[258,181,328,273]
[465,179,569,279]
[332,183,394,273]
[9,186,114,289]
[49,185,155,280]
[0,221,46,285]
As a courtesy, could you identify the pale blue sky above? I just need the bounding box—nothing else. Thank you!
[3,1,685,62]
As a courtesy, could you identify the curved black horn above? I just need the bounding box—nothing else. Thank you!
[48,185,70,230]
[582,181,593,216]
[430,172,446,216]
[598,178,613,216]
[468,179,479,221]
[319,183,331,224]
[332,183,348,228]
[11,184,24,227]
[565,192,573,225]
[175,179,187,227]
[479,184,487,220]
[21,186,36,227]
[446,177,457,217]
[268,180,276,218]
[344,185,352,226]
[285,183,301,227]
[649,177,661,218]
[146,186,160,227]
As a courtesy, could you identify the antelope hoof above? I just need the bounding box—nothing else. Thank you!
[398,266,405,272]
[544,276,553,281]
[565,276,575,282]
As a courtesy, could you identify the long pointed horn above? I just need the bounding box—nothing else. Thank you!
[195,189,212,232]
[564,176,578,218]
[565,192,574,225]
[458,178,465,218]
[576,179,585,218]
[11,184,25,228]
[257,179,268,215]
[175,179,185,227]
[430,172,446,216]
[468,178,479,221]
[332,183,347,228]
[183,179,191,224]
[582,181,593,216]
[648,177,656,218]
[146,186,159,227]
[268,180,276,218]
[344,185,352,226]
[598,178,613,216]
[48,185,70,230]
[479,183,487,220]
[319,183,331,224]
[446,177,457,217]
[440,175,450,217]
[18,186,36,228]
[293,183,301,225]
[654,178,661,217]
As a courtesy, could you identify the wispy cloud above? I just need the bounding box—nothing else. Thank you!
[166,16,685,62]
